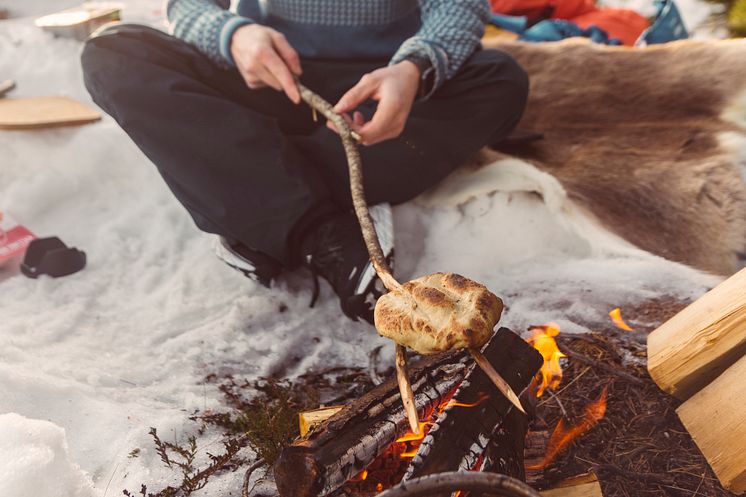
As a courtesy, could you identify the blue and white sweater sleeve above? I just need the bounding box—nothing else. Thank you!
[390,0,489,97]
[166,0,253,67]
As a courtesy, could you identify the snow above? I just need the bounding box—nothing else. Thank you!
[0,413,94,497]
[0,0,730,495]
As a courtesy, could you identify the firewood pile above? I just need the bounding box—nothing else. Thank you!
[238,273,744,497]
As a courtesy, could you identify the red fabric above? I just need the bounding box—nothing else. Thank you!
[489,0,554,19]
[489,0,650,46]
[550,0,596,20]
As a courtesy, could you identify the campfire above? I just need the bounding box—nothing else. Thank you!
[271,328,542,497]
[253,324,618,497]
[238,271,746,497]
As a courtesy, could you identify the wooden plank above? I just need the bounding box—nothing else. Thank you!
[0,96,100,130]
[0,80,15,98]
[676,354,746,494]
[34,4,121,41]
[541,473,603,497]
[647,267,746,399]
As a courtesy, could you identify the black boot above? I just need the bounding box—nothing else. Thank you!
[213,236,283,287]
[301,204,395,324]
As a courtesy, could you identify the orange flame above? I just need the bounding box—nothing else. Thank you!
[350,469,368,482]
[527,322,566,397]
[609,307,633,331]
[395,393,489,459]
[396,421,430,443]
[439,392,489,413]
[527,385,608,470]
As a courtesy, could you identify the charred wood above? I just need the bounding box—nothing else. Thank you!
[403,328,543,482]
[274,349,471,497]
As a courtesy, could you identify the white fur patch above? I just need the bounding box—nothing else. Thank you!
[721,87,746,130]
[719,131,746,187]
[415,158,647,259]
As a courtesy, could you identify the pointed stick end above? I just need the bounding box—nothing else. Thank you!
[395,345,421,435]
[469,348,527,415]
[409,417,420,435]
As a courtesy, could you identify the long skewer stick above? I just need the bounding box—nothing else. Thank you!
[296,83,523,432]
[396,344,420,433]
[470,348,525,413]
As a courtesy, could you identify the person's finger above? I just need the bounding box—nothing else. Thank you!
[260,50,300,103]
[334,74,377,113]
[244,76,268,89]
[238,62,270,89]
[270,31,302,76]
[358,94,403,145]
[326,112,355,134]
[252,63,282,92]
[353,111,365,127]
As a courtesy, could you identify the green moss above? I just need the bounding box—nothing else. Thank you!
[232,381,307,464]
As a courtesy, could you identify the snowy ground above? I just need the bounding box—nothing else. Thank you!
[0,1,729,496]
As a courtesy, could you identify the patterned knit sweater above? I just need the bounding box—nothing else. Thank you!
[166,0,489,94]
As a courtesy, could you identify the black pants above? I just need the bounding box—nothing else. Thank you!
[81,24,528,267]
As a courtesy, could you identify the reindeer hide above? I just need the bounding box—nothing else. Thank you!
[430,38,746,276]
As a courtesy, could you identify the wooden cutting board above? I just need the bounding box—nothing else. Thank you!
[0,96,101,130]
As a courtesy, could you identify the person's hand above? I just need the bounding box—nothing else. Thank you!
[329,61,421,145]
[230,24,303,103]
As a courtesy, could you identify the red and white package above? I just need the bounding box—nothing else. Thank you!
[0,211,36,267]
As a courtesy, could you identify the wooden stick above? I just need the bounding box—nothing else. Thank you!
[296,82,521,425]
[297,82,414,432]
[296,82,400,292]
[470,347,526,414]
[377,471,541,497]
[396,344,420,434]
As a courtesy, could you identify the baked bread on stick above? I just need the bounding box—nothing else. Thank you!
[375,272,503,355]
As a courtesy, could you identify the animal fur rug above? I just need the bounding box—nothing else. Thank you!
[423,38,746,276]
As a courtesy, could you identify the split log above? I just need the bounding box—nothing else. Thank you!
[540,473,603,497]
[274,350,470,497]
[403,328,542,482]
[299,406,345,437]
[676,353,746,494]
[647,267,746,399]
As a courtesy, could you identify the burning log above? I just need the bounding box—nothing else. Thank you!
[403,328,542,481]
[676,353,746,494]
[274,329,538,497]
[274,350,469,497]
[647,267,746,399]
